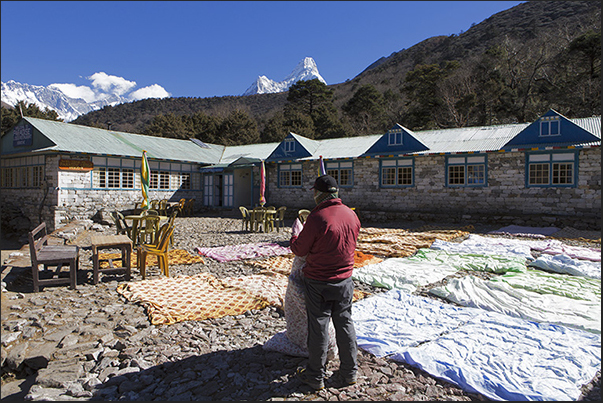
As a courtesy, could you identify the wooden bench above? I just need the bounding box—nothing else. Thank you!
[28,222,80,292]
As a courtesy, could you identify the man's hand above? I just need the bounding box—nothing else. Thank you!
[291,218,304,237]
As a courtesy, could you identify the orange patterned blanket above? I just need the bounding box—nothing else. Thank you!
[99,249,204,268]
[116,272,270,325]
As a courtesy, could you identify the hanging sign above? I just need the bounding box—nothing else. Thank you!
[59,159,94,171]
[13,125,33,147]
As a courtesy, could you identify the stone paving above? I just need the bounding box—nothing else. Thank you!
[1,215,600,401]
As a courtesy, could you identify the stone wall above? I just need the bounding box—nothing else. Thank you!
[1,154,202,233]
[265,148,601,230]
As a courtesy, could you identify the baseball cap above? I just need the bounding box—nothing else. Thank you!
[311,175,339,193]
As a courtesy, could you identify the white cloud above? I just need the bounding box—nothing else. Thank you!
[87,72,137,96]
[48,83,98,102]
[128,84,171,101]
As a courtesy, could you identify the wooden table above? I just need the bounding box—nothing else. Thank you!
[90,234,133,284]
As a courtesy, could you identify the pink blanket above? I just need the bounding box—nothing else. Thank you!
[196,242,292,262]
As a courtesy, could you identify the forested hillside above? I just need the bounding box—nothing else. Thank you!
[5,1,600,144]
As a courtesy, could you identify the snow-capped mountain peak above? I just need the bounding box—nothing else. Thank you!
[1,74,170,122]
[243,57,327,96]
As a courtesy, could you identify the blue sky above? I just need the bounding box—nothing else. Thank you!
[1,1,525,101]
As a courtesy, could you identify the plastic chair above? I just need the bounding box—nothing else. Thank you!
[274,206,287,232]
[298,209,311,224]
[137,222,175,279]
[184,198,195,217]
[136,213,161,246]
[252,206,267,232]
[158,199,169,216]
[111,211,133,239]
[176,198,187,216]
[239,206,252,231]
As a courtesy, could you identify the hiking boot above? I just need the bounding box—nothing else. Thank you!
[343,374,357,385]
[334,371,357,387]
[296,367,324,390]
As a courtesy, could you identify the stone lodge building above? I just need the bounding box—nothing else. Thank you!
[1,109,600,232]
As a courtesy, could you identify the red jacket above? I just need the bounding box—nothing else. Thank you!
[290,198,360,281]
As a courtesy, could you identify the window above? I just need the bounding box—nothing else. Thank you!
[446,155,486,187]
[325,161,353,187]
[158,171,170,189]
[540,116,560,137]
[380,158,414,187]
[179,173,191,190]
[527,152,576,187]
[93,157,137,189]
[388,129,403,146]
[284,139,295,153]
[279,163,302,187]
[0,156,44,188]
[122,168,134,188]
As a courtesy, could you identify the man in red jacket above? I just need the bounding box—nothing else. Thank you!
[290,174,361,390]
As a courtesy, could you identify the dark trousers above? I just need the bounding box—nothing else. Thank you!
[302,275,358,381]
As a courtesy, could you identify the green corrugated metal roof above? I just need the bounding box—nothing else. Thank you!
[23,117,225,164]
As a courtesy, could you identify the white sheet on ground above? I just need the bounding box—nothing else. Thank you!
[408,248,527,273]
[352,291,481,357]
[492,269,601,301]
[393,310,601,401]
[488,224,560,238]
[351,258,458,293]
[531,242,601,262]
[352,290,601,401]
[429,275,601,333]
[430,234,539,261]
[529,254,601,279]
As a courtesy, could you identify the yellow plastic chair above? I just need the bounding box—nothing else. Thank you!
[239,206,252,231]
[138,221,175,279]
[274,206,287,232]
[136,212,161,246]
[158,199,169,216]
[111,211,133,239]
[252,207,267,232]
[298,209,311,224]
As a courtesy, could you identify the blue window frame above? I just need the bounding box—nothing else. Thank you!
[380,157,414,187]
[278,163,302,188]
[526,151,577,188]
[446,154,487,187]
[325,160,353,187]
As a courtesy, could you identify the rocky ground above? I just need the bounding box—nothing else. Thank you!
[1,213,600,401]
